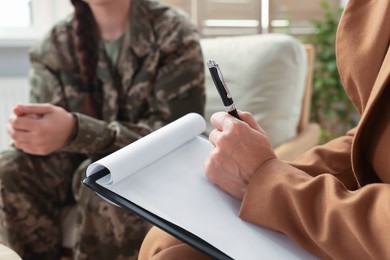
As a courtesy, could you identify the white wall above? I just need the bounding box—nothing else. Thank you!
[0,1,73,77]
[0,47,30,77]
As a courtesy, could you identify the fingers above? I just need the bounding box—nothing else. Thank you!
[210,111,265,135]
[6,123,16,138]
[209,113,241,149]
[7,123,49,155]
[8,113,41,131]
[13,103,53,116]
[210,111,235,131]
[7,123,34,153]
[7,123,32,142]
[208,128,220,147]
[238,111,262,132]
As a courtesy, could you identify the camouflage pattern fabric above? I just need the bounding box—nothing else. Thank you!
[0,0,205,259]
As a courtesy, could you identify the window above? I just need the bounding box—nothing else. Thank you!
[161,0,262,37]
[161,0,343,37]
[0,0,32,28]
[0,0,72,45]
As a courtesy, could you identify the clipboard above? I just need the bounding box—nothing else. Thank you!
[83,167,232,259]
[82,113,316,260]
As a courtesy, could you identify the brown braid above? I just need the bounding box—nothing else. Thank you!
[71,0,100,91]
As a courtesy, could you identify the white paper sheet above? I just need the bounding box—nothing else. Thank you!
[86,113,317,260]
[87,113,206,185]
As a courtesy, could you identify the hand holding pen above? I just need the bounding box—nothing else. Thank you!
[207,59,241,120]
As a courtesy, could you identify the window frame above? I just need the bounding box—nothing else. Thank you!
[0,0,72,46]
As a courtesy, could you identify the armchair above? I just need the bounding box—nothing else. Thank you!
[200,33,320,161]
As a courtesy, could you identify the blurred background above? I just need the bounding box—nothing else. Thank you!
[0,0,357,149]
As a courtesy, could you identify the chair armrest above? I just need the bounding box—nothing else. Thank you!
[274,123,320,161]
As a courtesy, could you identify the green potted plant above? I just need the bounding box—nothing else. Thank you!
[310,0,359,142]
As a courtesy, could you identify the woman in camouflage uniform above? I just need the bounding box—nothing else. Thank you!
[0,0,205,259]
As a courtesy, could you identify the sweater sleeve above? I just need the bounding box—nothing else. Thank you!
[239,158,390,259]
[288,128,359,190]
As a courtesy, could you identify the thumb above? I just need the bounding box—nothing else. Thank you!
[15,103,53,115]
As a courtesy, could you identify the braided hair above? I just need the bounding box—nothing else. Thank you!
[70,0,100,91]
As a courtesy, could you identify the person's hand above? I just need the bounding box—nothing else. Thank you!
[6,103,76,155]
[204,111,276,200]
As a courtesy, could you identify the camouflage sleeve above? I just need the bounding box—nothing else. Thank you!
[148,9,205,122]
[28,34,65,105]
[63,112,153,157]
[29,59,150,157]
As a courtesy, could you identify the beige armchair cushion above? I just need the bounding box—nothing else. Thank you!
[200,34,307,148]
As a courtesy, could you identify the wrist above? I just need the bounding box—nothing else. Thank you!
[65,113,78,145]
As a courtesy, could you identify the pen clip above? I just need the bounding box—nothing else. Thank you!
[207,60,233,100]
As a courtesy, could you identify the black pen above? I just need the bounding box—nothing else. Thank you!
[207,59,241,120]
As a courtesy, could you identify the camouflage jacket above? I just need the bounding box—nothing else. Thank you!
[28,0,205,158]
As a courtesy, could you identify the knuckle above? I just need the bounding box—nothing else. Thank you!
[214,132,228,147]
[230,121,244,134]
